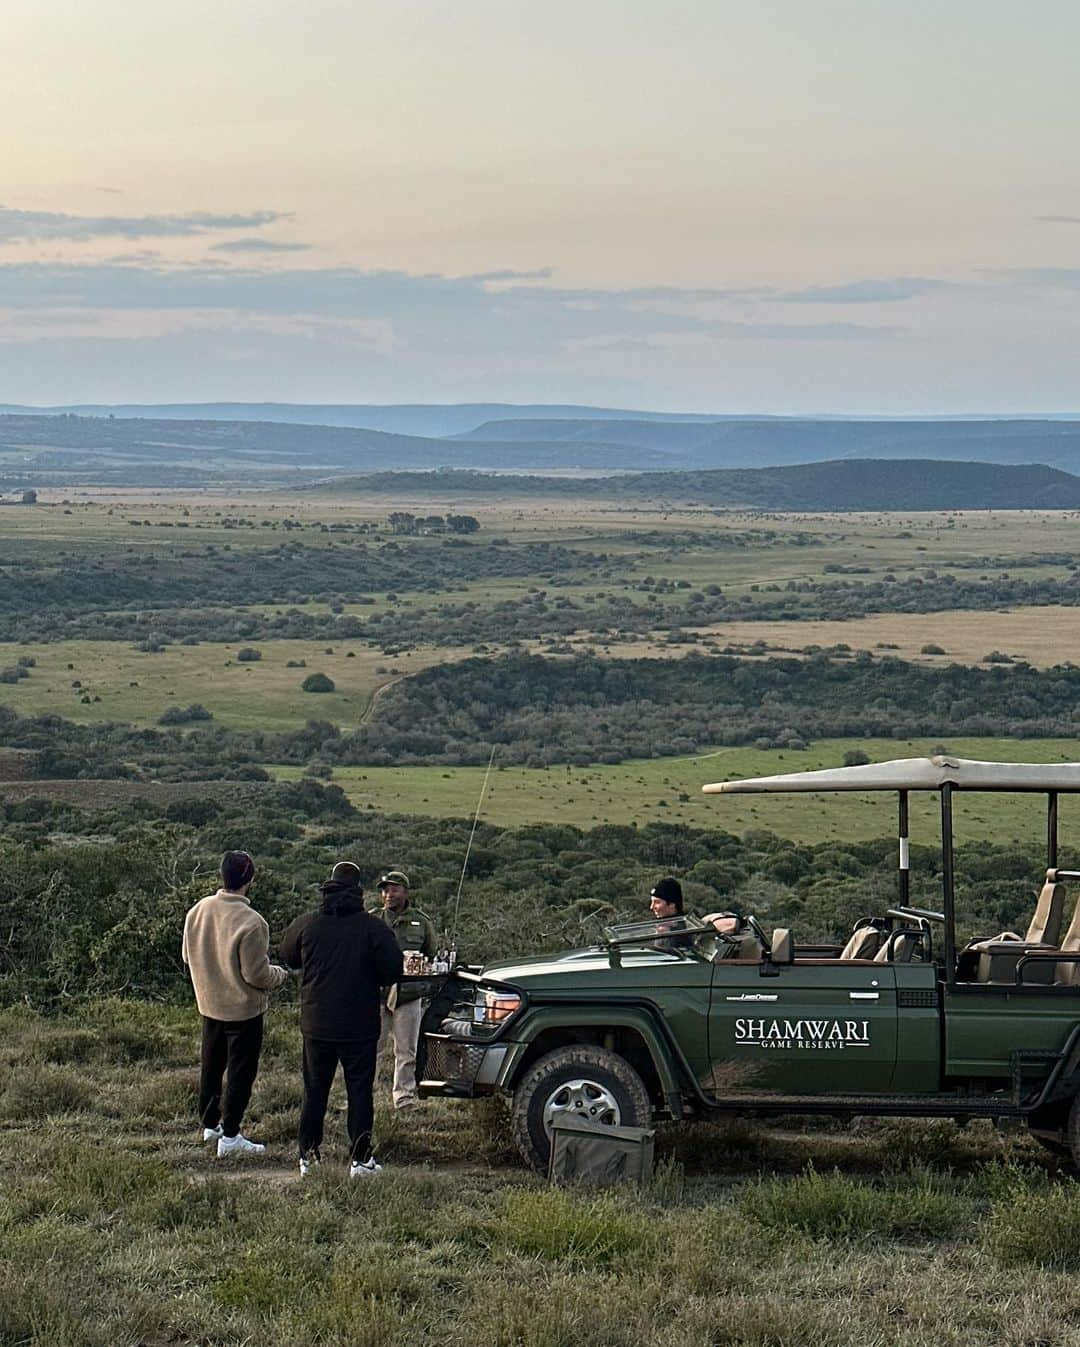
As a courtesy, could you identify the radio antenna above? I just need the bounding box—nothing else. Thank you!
[450,743,496,950]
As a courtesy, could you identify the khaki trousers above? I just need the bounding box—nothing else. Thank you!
[379,998,424,1107]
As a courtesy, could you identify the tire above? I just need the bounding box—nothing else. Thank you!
[510,1044,652,1174]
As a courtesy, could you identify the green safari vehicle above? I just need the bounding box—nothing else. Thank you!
[418,756,1080,1171]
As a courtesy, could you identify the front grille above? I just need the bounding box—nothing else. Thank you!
[426,1037,489,1085]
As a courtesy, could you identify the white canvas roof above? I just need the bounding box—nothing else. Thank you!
[702,756,1080,795]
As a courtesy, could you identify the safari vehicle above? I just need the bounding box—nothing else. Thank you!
[419,757,1080,1171]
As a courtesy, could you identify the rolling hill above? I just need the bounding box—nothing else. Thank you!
[460,417,1080,471]
[337,459,1080,511]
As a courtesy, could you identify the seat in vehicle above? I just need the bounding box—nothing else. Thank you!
[839,921,886,961]
[874,930,921,962]
[1055,894,1080,986]
[972,871,1066,983]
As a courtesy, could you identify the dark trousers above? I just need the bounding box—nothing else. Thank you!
[298,1036,378,1162]
[199,1014,264,1138]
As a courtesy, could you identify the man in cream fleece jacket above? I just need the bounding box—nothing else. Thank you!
[181,850,288,1157]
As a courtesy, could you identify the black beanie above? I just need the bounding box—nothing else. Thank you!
[650,876,683,912]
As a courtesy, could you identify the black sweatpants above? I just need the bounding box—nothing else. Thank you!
[199,1013,264,1138]
[298,1036,378,1163]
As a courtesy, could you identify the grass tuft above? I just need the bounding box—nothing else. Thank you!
[739,1163,967,1242]
[983,1166,1080,1269]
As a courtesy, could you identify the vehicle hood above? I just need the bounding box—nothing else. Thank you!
[481,944,696,989]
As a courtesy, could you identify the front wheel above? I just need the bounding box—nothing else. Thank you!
[510,1044,652,1173]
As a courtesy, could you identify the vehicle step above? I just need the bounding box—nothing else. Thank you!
[706,1091,1026,1117]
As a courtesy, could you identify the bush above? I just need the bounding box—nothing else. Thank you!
[157,704,213,726]
[920,643,947,655]
[842,749,870,767]
[301,672,335,693]
[236,647,262,662]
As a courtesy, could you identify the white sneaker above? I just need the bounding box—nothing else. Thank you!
[298,1151,320,1177]
[202,1124,223,1142]
[349,1156,382,1179]
[217,1133,266,1158]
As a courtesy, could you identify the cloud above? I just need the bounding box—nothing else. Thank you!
[778,277,949,304]
[0,205,287,243]
[465,267,554,283]
[0,259,901,367]
[211,237,311,254]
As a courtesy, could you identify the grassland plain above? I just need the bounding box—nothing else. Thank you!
[0,640,470,731]
[266,737,1080,843]
[3,1000,1080,1347]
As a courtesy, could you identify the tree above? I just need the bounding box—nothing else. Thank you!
[843,749,871,767]
[20,489,37,504]
[446,514,480,534]
[301,672,336,693]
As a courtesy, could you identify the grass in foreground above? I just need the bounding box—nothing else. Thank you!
[2,1001,1080,1346]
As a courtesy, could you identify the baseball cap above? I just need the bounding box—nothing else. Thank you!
[378,870,410,889]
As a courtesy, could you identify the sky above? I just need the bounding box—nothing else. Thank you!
[1,0,1079,413]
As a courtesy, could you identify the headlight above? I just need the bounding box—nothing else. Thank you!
[473,989,521,1025]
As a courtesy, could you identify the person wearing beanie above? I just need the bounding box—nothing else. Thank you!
[279,861,403,1178]
[181,850,288,1158]
[374,869,437,1110]
[649,876,684,919]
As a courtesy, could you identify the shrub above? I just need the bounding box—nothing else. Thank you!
[236,647,262,662]
[842,749,870,767]
[301,672,335,693]
[157,703,213,726]
[920,643,947,655]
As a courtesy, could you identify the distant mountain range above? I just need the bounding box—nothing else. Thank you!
[3,407,1080,507]
[0,402,719,440]
[3,404,1080,475]
[340,460,1080,511]
[458,416,1080,471]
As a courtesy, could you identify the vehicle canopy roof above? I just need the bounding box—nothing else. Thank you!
[702,755,1080,795]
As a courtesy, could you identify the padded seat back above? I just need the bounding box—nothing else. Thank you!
[840,925,885,961]
[1056,894,1080,987]
[1026,873,1066,945]
[874,930,920,962]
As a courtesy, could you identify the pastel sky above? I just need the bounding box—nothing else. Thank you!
[2,0,1079,412]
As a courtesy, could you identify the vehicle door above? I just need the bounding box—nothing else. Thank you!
[707,957,898,1097]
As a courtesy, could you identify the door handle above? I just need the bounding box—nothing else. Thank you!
[849,992,879,1000]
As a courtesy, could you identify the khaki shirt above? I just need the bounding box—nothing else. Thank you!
[377,904,437,957]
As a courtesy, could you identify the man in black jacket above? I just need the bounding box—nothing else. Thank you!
[279,861,403,1178]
